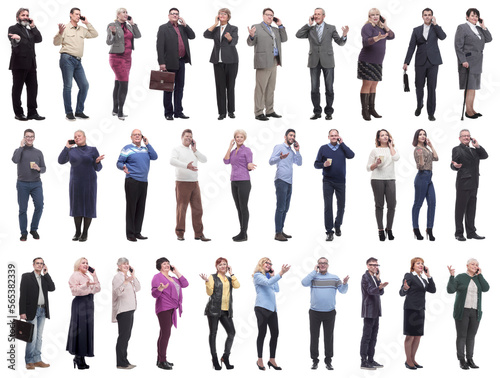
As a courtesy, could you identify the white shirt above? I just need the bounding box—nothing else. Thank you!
[466,20,481,39]
[423,23,430,40]
[170,145,207,182]
[219,25,227,62]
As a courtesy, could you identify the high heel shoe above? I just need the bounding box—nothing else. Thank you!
[385,228,394,240]
[413,228,423,240]
[72,232,81,241]
[79,232,88,242]
[256,361,266,371]
[378,230,386,241]
[81,356,89,369]
[73,356,87,370]
[212,355,222,370]
[221,354,234,369]
[426,228,435,241]
[405,362,417,370]
[267,361,282,370]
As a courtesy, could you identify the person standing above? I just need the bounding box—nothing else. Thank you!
[12,129,45,241]
[314,129,354,241]
[269,129,302,241]
[403,8,446,121]
[296,8,348,120]
[53,7,98,121]
[19,257,55,370]
[8,8,45,121]
[451,129,488,241]
[203,8,239,120]
[302,257,349,370]
[170,129,210,241]
[360,257,388,370]
[247,8,287,121]
[116,129,158,242]
[157,8,195,121]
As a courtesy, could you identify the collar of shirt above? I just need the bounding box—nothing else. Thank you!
[412,271,428,284]
[34,272,41,279]
[422,23,430,39]
[328,143,340,152]
[466,21,481,36]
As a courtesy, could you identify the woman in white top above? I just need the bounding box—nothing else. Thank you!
[366,129,400,241]
[112,257,141,369]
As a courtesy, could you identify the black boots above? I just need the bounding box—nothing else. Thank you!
[426,228,435,241]
[221,354,234,369]
[413,228,424,240]
[361,93,371,121]
[368,93,382,118]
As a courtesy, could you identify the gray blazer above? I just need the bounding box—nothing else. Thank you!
[106,21,141,53]
[454,23,492,74]
[295,22,346,68]
[247,22,287,69]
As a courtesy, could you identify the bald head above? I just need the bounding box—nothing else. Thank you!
[131,129,143,146]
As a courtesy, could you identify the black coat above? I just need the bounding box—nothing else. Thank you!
[8,23,42,70]
[203,23,239,64]
[19,272,55,320]
[404,24,446,66]
[361,271,384,318]
[204,274,233,318]
[399,273,436,310]
[451,143,488,191]
[156,22,195,69]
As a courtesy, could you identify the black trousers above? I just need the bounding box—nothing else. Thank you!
[455,188,477,237]
[116,310,134,367]
[207,311,236,357]
[213,62,238,115]
[360,317,379,359]
[231,180,251,233]
[12,68,38,116]
[125,178,148,238]
[255,307,279,359]
[455,308,480,360]
[415,59,439,116]
[323,179,345,233]
[309,309,336,363]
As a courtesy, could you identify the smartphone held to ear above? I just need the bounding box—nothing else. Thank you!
[68,139,76,145]
[80,16,86,21]
[379,16,386,23]
[88,266,95,273]
[423,266,428,273]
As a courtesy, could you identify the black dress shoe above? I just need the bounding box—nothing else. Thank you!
[266,112,282,118]
[157,361,172,370]
[255,114,269,121]
[467,358,479,368]
[135,234,148,240]
[405,362,417,370]
[27,114,46,120]
[415,106,423,116]
[256,361,265,371]
[233,232,247,242]
[66,113,76,121]
[459,359,469,369]
[20,234,28,241]
[75,112,89,119]
[127,236,137,242]
[311,361,318,370]
[195,235,211,242]
[165,115,174,121]
[218,114,226,120]
[413,362,423,368]
[326,232,334,241]
[475,113,482,117]
[428,115,436,121]
[335,228,341,236]
[325,362,334,370]
[174,113,189,119]
[228,113,235,118]
[455,235,466,241]
[30,230,40,240]
[369,360,384,368]
[465,113,478,119]
[79,233,88,242]
[325,114,333,120]
[467,234,485,240]
[177,236,185,241]
[15,114,29,121]
[282,232,292,239]
[72,233,81,241]
[310,113,321,120]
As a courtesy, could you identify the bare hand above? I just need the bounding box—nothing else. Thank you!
[123,165,129,174]
[229,139,235,148]
[199,273,209,282]
[187,161,198,171]
[248,26,256,38]
[432,17,437,26]
[31,163,40,171]
[228,266,233,275]
[462,62,469,69]
[479,18,485,28]
[343,275,350,284]
[279,264,291,276]
[20,314,27,320]
[65,140,73,149]
[129,266,135,277]
[58,23,66,35]
[247,163,257,170]
[274,17,282,26]
[224,32,232,41]
[191,139,197,151]
[324,160,331,167]
[9,33,21,41]
[403,63,408,71]
[424,267,431,277]
[447,265,455,276]
[109,25,116,34]
[143,136,149,145]
[293,141,300,151]
[20,138,26,147]
[375,31,387,42]
[128,17,134,25]
[341,25,349,36]
[426,138,433,147]
[214,15,220,25]
[159,64,167,71]
[81,16,89,25]
[179,17,186,25]
[96,155,105,164]
[308,16,314,26]
[403,279,410,291]
[471,138,479,148]
[477,267,482,275]
[338,137,343,144]
[379,282,389,289]
[158,282,169,291]
[279,152,290,160]
[375,157,382,166]
[452,161,462,169]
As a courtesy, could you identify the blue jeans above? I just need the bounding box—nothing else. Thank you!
[274,179,292,233]
[17,180,44,235]
[412,170,436,228]
[163,58,185,117]
[59,53,89,114]
[25,306,46,364]
[323,179,345,232]
[310,64,334,115]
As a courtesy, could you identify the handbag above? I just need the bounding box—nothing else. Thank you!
[149,70,175,92]
[14,319,34,343]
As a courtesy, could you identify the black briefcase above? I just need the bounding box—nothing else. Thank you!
[14,319,34,343]
[149,70,175,92]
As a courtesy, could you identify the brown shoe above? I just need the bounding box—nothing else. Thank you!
[274,233,288,242]
[195,235,211,242]
[33,361,50,368]
[26,363,35,370]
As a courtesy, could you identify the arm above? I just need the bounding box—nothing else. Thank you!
[390,148,400,161]
[362,274,382,296]
[131,24,141,38]
[205,274,214,296]
[156,25,166,66]
[11,147,23,164]
[254,272,282,287]
[366,149,378,171]
[313,146,325,169]
[38,151,47,174]
[116,147,128,170]
[269,145,282,165]
[426,277,436,293]
[147,144,159,160]
[332,26,346,46]
[433,24,447,40]
[106,23,116,46]
[184,24,196,39]
[19,275,28,316]
[451,146,461,171]
[293,150,302,166]
[477,275,490,292]
[446,275,458,294]
[42,273,55,292]
[53,31,62,46]
[476,146,488,160]
[203,28,215,39]
[58,147,70,164]
[84,23,99,39]
[178,275,189,288]
[301,270,317,286]
[454,25,467,64]
[194,150,207,163]
[341,143,355,159]
[247,24,257,46]
[112,273,127,297]
[295,24,311,39]
[69,274,92,296]
[386,30,395,40]
[32,26,42,43]
[227,25,238,45]
[482,28,492,43]
[399,274,411,296]
[93,148,103,172]
[151,274,166,298]
[169,147,186,168]
[361,24,375,47]
[415,148,425,169]
[404,30,417,65]
[231,275,241,289]
[338,282,348,294]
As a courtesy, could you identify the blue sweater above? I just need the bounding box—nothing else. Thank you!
[302,271,348,312]
[314,143,355,183]
[116,143,158,182]
[254,272,281,312]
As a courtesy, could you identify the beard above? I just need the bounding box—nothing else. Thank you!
[19,20,30,27]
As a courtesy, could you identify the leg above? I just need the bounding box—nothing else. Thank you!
[465,309,480,360]
[112,80,119,113]
[237,181,251,233]
[385,180,397,230]
[173,59,185,116]
[175,181,191,238]
[163,86,174,117]
[255,307,269,359]
[455,189,469,236]
[156,309,173,363]
[264,64,277,114]
[404,336,415,365]
[414,65,426,110]
[81,217,92,238]
[322,310,336,364]
[219,312,236,356]
[16,181,30,235]
[274,179,287,233]
[134,181,148,236]
[73,216,83,237]
[426,179,436,229]
[72,61,89,114]
[59,54,75,114]
[360,80,373,93]
[11,69,27,116]
[25,67,39,117]
[309,310,321,363]
[323,67,335,115]
[412,173,426,228]
[465,89,475,115]
[370,180,385,230]
[282,182,292,231]
[360,318,375,359]
[333,182,346,229]
[214,63,227,115]
[29,181,44,232]
[125,178,138,238]
[116,310,134,367]
[190,182,205,238]
[254,69,270,116]
[322,180,334,233]
[268,311,279,359]
[310,65,322,115]
[464,189,478,237]
[231,181,243,231]
[117,81,129,116]
[426,64,438,116]
[367,317,379,361]
[207,316,220,357]
[32,307,46,363]
[226,63,238,114]
[410,336,421,364]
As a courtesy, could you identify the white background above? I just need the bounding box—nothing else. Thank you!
[1,0,498,377]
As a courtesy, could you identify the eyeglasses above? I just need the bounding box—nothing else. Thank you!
[25,136,35,139]
[170,12,179,16]
[318,262,328,265]
[132,134,142,137]
[264,13,274,17]
[265,262,273,266]
[368,264,380,267]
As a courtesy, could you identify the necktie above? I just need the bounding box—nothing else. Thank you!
[317,25,323,42]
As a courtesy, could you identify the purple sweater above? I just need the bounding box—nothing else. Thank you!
[358,23,395,64]
[223,145,253,181]
[151,272,189,327]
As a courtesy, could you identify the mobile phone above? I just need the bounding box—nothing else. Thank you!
[68,139,76,145]
[129,267,134,273]
[423,266,428,273]
[191,141,195,146]
[475,268,479,275]
[28,18,33,23]
[178,19,183,24]
[80,16,86,21]
[379,16,386,23]
[88,266,95,273]
[273,17,278,23]
[376,268,380,275]
[127,16,132,21]
[269,268,274,274]
[310,16,314,22]
[170,265,175,272]
[293,140,298,147]
[388,138,392,143]
[43,264,47,274]
[479,18,483,24]
[142,136,146,141]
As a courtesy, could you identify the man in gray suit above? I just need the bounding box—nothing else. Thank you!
[247,8,287,121]
[296,8,348,120]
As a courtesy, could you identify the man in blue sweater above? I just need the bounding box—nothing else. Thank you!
[302,257,349,370]
[117,129,158,241]
[314,129,355,241]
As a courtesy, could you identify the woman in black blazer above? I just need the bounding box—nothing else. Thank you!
[203,8,239,120]
[399,257,436,370]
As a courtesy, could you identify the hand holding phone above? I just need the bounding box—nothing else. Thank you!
[88,266,95,273]
[170,265,176,272]
[127,16,132,21]
[80,16,86,21]
[380,16,386,24]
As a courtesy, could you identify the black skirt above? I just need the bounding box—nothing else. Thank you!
[357,61,383,81]
[66,294,95,356]
[403,308,425,336]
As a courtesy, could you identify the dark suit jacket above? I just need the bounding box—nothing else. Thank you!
[455,23,493,74]
[156,22,195,69]
[399,272,436,310]
[295,22,346,68]
[8,23,42,70]
[19,271,55,320]
[203,24,238,64]
[451,143,488,191]
[404,24,446,66]
[361,271,384,318]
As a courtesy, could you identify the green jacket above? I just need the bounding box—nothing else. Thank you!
[447,273,489,321]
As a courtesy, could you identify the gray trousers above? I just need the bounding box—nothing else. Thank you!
[370,179,396,230]
[455,308,480,360]
[254,59,278,115]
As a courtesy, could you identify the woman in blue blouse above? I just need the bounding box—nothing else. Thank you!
[253,257,290,370]
[58,130,104,242]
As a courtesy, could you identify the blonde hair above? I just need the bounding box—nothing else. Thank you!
[366,8,383,28]
[234,129,247,140]
[74,257,87,272]
[116,8,127,21]
[410,257,424,273]
[253,257,270,277]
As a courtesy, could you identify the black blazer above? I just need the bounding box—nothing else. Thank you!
[399,272,436,311]
[156,22,195,69]
[8,23,42,70]
[361,271,384,318]
[451,143,488,191]
[19,272,55,320]
[203,24,239,64]
[404,24,446,66]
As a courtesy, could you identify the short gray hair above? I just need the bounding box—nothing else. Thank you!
[467,258,478,265]
[459,129,470,137]
[315,8,325,15]
[16,8,29,19]
[117,257,129,271]
[234,129,247,139]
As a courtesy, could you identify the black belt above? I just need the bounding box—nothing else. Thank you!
[37,304,45,308]
[62,52,81,61]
